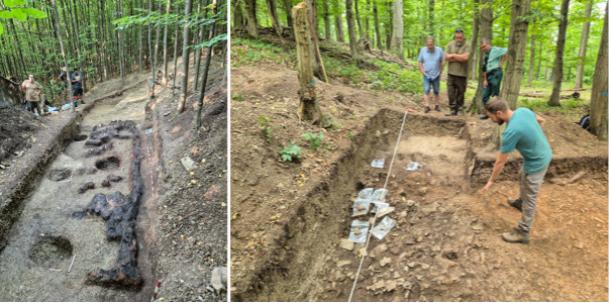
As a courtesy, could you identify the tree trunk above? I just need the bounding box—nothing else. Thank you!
[548,0,570,106]
[528,29,535,86]
[282,0,294,28]
[590,5,608,140]
[177,0,193,112]
[364,0,370,40]
[500,0,531,109]
[163,0,172,84]
[244,0,258,37]
[470,0,492,114]
[196,0,218,129]
[373,1,382,50]
[266,0,283,36]
[322,0,331,40]
[391,0,403,59]
[334,1,344,42]
[575,0,593,89]
[306,0,328,81]
[386,1,392,50]
[172,22,180,93]
[355,0,363,39]
[292,2,321,124]
[51,0,75,112]
[345,0,358,57]
[469,0,480,80]
[151,1,162,98]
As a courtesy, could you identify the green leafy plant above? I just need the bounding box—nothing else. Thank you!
[302,131,324,150]
[347,131,355,141]
[279,143,302,162]
[257,115,272,142]
[232,93,244,102]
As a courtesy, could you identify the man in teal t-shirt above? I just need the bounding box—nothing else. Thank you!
[479,97,553,244]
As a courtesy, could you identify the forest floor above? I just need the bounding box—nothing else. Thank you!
[0,53,227,301]
[230,36,608,301]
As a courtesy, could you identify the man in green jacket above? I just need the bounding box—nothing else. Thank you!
[479,97,553,244]
[480,39,508,119]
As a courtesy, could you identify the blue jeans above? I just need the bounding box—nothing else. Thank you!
[423,75,440,95]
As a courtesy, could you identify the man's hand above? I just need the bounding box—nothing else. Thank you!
[479,180,494,194]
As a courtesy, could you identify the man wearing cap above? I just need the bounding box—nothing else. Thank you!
[417,36,444,113]
[444,29,471,116]
[480,38,508,119]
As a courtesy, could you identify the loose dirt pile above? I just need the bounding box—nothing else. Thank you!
[0,106,42,163]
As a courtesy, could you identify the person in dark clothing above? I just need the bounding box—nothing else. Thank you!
[59,68,84,103]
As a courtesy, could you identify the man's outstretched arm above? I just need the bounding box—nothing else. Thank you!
[480,152,509,193]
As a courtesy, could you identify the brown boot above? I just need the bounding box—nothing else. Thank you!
[502,228,529,244]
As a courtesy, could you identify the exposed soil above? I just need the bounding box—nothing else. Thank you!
[230,61,608,301]
[0,52,228,301]
[140,55,228,302]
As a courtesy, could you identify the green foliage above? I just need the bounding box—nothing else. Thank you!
[232,38,292,66]
[232,92,244,101]
[370,60,421,94]
[194,33,228,49]
[347,130,355,141]
[280,143,302,162]
[321,114,341,130]
[257,115,272,142]
[0,1,47,36]
[324,57,365,82]
[302,131,324,151]
[518,97,587,115]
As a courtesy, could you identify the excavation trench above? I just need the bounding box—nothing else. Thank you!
[237,109,607,301]
[0,89,153,301]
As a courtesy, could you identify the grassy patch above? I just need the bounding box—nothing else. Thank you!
[518,97,588,115]
[232,38,293,66]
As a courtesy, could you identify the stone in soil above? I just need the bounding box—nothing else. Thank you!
[48,168,71,181]
[78,182,95,194]
[210,266,227,292]
[340,239,354,251]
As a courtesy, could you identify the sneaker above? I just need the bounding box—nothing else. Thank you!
[479,114,488,120]
[434,105,441,112]
[424,106,431,113]
[445,110,458,116]
[502,228,529,244]
[507,198,523,211]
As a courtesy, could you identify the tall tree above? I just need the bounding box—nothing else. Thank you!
[346,0,358,57]
[282,0,294,28]
[469,0,480,80]
[265,0,283,36]
[390,0,403,59]
[500,0,531,109]
[548,0,570,106]
[162,0,172,84]
[470,0,492,114]
[51,0,74,112]
[590,5,608,140]
[322,0,331,40]
[373,0,382,49]
[334,1,345,42]
[575,0,593,90]
[243,0,258,37]
[177,0,193,112]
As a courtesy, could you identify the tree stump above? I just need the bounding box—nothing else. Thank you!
[292,2,321,124]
